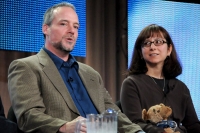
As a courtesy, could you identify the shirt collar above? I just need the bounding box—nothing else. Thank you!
[43,47,78,70]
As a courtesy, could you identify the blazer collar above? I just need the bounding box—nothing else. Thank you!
[37,49,104,115]
[37,49,80,115]
[77,63,104,113]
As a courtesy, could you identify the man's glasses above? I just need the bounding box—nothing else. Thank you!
[142,39,167,48]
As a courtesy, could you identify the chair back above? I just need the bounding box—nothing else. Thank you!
[7,106,24,133]
[115,100,123,113]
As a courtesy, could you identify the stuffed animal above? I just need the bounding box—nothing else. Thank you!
[142,103,180,133]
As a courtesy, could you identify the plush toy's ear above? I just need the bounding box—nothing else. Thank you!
[142,109,148,120]
[160,104,172,120]
[164,106,172,119]
[159,103,165,106]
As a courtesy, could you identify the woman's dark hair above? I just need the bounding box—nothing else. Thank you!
[128,24,182,79]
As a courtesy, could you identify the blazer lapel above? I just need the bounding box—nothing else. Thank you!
[37,49,79,115]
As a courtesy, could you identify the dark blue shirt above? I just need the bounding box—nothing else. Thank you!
[43,47,98,117]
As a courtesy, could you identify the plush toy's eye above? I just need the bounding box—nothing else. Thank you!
[153,109,156,113]
[157,110,160,113]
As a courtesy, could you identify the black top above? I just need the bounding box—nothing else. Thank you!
[0,97,18,133]
[150,76,169,94]
[0,97,5,117]
[120,74,200,133]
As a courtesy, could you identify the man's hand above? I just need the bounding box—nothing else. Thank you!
[59,116,87,133]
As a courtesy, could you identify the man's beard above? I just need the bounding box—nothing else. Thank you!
[53,41,74,54]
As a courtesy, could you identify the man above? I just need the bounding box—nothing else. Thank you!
[8,2,144,133]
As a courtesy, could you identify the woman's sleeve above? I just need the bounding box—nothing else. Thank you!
[182,88,200,133]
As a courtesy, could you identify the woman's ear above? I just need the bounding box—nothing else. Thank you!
[139,51,143,59]
[167,44,172,56]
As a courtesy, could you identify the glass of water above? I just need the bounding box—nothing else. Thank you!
[86,108,118,133]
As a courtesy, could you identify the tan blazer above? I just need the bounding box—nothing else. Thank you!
[8,49,142,133]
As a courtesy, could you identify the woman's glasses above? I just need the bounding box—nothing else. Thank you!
[142,39,167,48]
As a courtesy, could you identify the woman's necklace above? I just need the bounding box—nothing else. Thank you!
[150,76,165,91]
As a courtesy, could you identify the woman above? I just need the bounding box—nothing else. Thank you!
[120,24,200,133]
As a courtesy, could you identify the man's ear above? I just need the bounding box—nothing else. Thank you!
[42,24,49,36]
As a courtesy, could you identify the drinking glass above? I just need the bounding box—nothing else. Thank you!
[86,108,118,133]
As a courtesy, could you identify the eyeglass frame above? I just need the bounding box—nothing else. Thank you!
[142,39,167,48]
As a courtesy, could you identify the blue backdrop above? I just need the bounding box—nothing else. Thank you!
[0,0,86,57]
